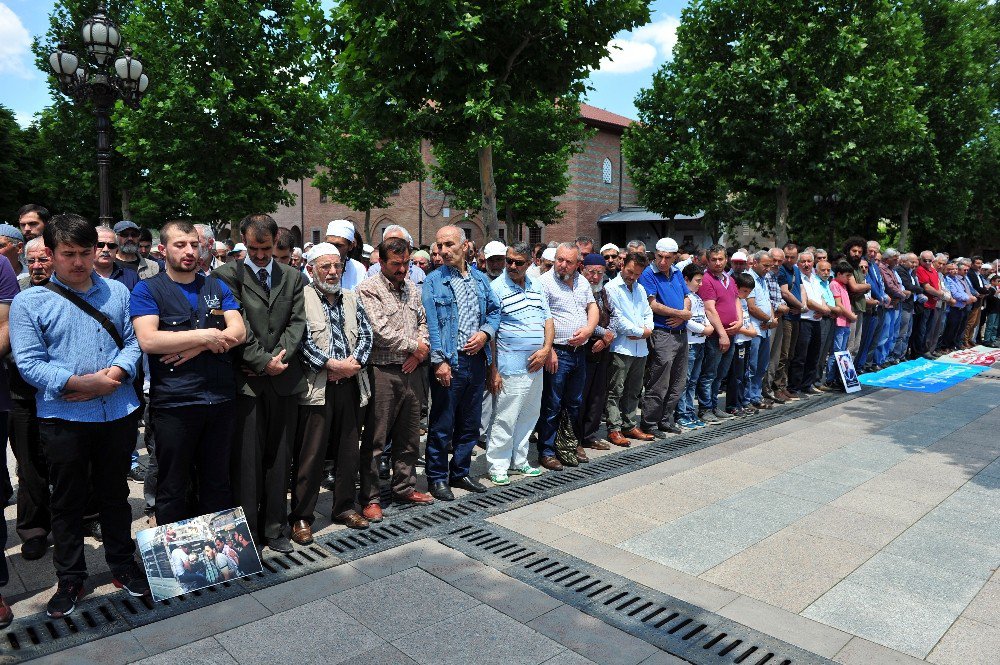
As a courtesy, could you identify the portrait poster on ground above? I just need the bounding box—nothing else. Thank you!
[834,351,861,393]
[136,507,263,602]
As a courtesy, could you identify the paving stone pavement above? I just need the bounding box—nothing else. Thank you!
[494,377,1000,663]
[6,373,1000,663]
[31,539,683,665]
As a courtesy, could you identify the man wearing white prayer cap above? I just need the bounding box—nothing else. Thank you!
[325,219,368,291]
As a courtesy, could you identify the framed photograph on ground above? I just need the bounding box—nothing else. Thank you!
[136,507,263,602]
[834,351,861,393]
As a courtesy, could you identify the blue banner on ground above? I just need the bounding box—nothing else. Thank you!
[858,358,989,393]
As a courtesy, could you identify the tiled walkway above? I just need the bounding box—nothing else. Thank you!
[493,379,1000,663]
[31,539,683,665]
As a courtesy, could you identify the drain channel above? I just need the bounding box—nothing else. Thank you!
[443,524,834,665]
[0,389,864,662]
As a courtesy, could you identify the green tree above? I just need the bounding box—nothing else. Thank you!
[430,98,591,240]
[332,0,650,240]
[312,95,425,245]
[36,0,327,231]
[0,106,39,222]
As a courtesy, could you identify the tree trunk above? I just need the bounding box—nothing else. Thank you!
[364,209,373,244]
[899,197,911,252]
[478,143,499,240]
[120,188,132,222]
[505,202,516,242]
[775,183,789,246]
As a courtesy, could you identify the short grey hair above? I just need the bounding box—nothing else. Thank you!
[626,240,646,252]
[752,250,769,262]
[934,253,948,262]
[798,251,814,262]
[382,224,413,247]
[557,242,581,259]
[24,237,45,253]
[509,241,532,259]
[193,224,215,241]
[959,257,972,267]
[769,247,785,260]
[882,248,900,259]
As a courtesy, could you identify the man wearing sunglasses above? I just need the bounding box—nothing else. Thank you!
[95,227,139,291]
[113,220,160,280]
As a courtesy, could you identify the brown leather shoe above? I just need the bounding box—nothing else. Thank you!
[582,439,611,450]
[608,431,631,447]
[362,502,384,522]
[539,455,564,471]
[395,490,435,505]
[333,511,370,530]
[290,519,313,545]
[575,446,590,463]
[0,595,12,629]
[624,427,653,442]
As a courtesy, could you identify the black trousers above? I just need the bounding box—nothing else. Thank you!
[233,386,298,542]
[0,414,9,588]
[789,319,822,392]
[153,401,235,525]
[293,381,361,523]
[39,416,136,582]
[142,405,157,515]
[578,350,610,444]
[9,398,50,542]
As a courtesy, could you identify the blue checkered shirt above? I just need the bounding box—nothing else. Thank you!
[448,266,480,347]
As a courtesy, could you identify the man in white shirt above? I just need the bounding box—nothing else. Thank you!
[788,252,830,396]
[325,219,368,291]
[604,252,653,446]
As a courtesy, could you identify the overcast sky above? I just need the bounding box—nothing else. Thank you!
[0,0,688,127]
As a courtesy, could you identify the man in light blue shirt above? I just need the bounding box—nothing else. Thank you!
[485,242,553,485]
[604,251,653,445]
[746,251,778,408]
[10,214,149,618]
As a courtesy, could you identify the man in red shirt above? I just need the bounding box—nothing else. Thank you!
[915,250,945,358]
[697,245,740,422]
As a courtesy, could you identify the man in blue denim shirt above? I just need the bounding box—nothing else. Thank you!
[10,214,150,619]
[422,226,500,500]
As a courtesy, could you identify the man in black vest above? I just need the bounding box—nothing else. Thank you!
[130,220,246,525]
[214,214,307,552]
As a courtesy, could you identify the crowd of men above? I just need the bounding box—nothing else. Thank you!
[0,203,998,626]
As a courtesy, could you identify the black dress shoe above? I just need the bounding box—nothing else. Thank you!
[658,424,684,435]
[84,520,103,543]
[378,457,391,480]
[266,536,294,554]
[320,470,336,491]
[429,480,454,501]
[21,536,48,561]
[450,476,487,493]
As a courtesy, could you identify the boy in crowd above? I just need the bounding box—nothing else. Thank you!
[726,273,759,416]
[825,263,860,388]
[675,264,713,429]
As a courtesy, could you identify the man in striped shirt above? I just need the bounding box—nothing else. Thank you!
[484,242,553,485]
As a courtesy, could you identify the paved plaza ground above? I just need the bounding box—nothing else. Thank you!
[4,371,1000,664]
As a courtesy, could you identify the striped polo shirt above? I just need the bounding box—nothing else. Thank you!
[491,272,552,376]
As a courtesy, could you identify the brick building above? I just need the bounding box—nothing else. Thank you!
[274,104,707,250]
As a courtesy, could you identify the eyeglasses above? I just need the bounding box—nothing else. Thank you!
[505,258,527,267]
[96,242,118,249]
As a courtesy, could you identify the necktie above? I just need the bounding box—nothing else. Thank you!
[257,268,270,296]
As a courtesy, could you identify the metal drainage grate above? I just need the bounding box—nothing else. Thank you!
[444,524,834,665]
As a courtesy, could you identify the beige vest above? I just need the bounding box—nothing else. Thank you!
[300,285,371,407]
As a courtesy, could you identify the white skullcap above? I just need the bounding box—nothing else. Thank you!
[382,224,413,247]
[600,243,620,254]
[542,248,557,261]
[229,243,247,254]
[292,247,303,257]
[483,240,507,258]
[655,237,679,253]
[731,251,748,262]
[326,219,356,242]
[307,242,340,263]
[362,244,374,258]
[214,241,227,251]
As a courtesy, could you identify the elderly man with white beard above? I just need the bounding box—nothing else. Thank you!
[294,243,374,538]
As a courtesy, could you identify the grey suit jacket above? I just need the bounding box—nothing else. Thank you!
[214,260,307,398]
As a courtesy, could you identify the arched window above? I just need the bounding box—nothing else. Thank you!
[602,157,613,184]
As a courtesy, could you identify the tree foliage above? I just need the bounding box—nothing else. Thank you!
[430,98,592,237]
[332,0,651,239]
[312,94,425,245]
[34,0,328,231]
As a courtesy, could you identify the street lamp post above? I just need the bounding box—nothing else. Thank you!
[48,2,149,227]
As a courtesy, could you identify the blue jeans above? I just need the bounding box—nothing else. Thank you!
[891,308,913,360]
[826,326,851,383]
[537,347,587,458]
[699,336,736,412]
[747,335,770,403]
[875,307,899,365]
[856,308,883,368]
[426,352,486,483]
[676,343,706,421]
